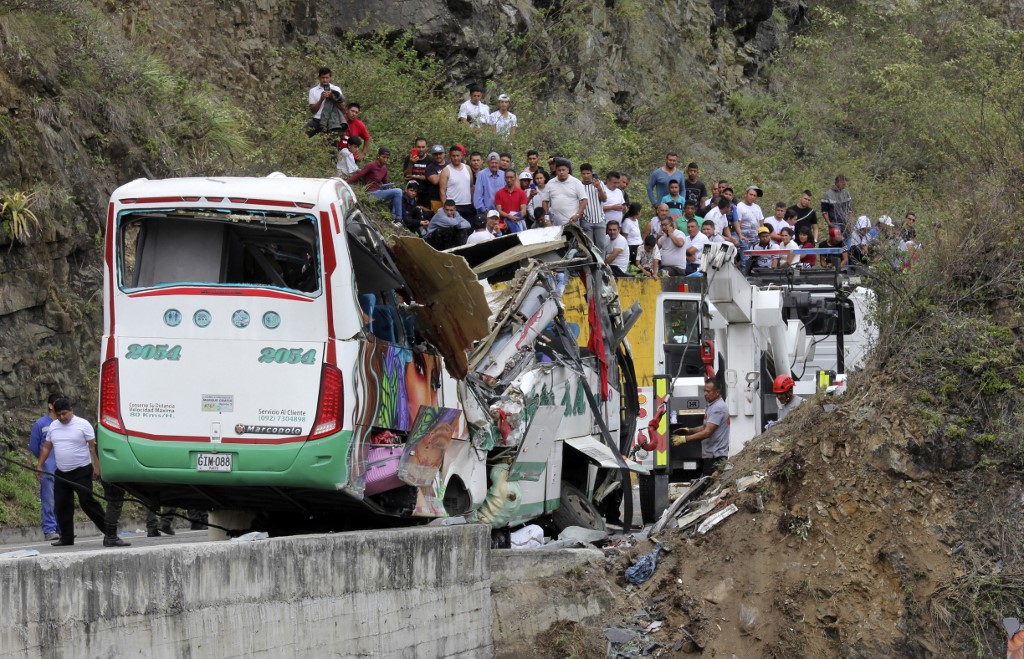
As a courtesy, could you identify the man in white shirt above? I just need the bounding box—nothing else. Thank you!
[305,66,345,137]
[36,399,125,547]
[604,221,630,277]
[602,172,626,226]
[683,218,710,274]
[656,215,689,276]
[765,202,789,240]
[458,84,490,128]
[542,159,588,226]
[465,214,495,245]
[734,185,765,267]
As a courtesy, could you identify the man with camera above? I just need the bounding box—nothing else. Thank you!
[305,67,346,138]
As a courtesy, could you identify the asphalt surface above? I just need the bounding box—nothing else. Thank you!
[0,528,211,556]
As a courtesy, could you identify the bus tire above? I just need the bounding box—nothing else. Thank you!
[552,482,606,533]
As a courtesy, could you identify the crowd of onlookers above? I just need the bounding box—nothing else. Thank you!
[307,70,919,275]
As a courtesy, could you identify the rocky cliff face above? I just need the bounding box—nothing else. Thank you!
[322,0,800,114]
[0,0,796,425]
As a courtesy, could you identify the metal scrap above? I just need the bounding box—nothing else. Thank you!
[696,504,739,535]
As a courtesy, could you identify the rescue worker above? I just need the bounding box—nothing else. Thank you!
[773,374,804,421]
[672,380,729,477]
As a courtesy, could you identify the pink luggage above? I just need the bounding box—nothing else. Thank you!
[364,446,405,495]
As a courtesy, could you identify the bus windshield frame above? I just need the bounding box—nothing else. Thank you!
[116,209,323,298]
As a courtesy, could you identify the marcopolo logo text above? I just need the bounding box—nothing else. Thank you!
[234,424,303,436]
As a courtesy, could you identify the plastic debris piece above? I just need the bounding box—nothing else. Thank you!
[697,504,738,535]
[625,543,663,585]
[557,525,608,544]
[0,549,40,559]
[1006,617,1023,658]
[230,531,269,542]
[735,471,766,492]
[604,627,638,645]
[510,524,544,548]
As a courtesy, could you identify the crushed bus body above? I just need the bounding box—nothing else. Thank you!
[98,175,643,533]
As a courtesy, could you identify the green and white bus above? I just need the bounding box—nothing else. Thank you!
[98,175,643,532]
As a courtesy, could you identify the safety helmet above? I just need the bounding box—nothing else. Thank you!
[773,374,795,394]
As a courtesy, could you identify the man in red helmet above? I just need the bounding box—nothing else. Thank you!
[773,374,803,421]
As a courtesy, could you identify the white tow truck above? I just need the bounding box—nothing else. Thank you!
[632,242,875,521]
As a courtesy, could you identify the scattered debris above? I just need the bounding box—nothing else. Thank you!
[696,504,738,535]
[510,524,544,549]
[624,542,663,585]
[0,549,39,559]
[734,471,765,492]
[230,531,269,542]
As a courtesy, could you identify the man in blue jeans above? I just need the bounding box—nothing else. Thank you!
[347,147,403,220]
[28,393,61,541]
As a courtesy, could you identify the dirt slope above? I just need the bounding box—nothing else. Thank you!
[537,367,1021,657]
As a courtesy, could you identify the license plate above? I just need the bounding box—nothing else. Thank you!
[197,452,232,472]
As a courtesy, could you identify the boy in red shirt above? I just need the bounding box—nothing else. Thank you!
[494,168,528,233]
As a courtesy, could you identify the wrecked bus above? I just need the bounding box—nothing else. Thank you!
[97,175,644,533]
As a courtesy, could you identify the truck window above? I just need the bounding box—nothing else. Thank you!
[663,299,701,345]
[119,211,320,295]
[801,298,856,335]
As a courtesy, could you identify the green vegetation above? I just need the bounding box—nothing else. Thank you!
[0,189,40,243]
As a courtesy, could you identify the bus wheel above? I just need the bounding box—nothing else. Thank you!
[443,478,472,517]
[207,509,256,541]
[552,482,606,533]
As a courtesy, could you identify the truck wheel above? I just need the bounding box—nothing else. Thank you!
[639,474,656,524]
[552,482,607,532]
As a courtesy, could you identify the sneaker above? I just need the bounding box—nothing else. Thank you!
[103,537,131,548]
[51,539,74,546]
[44,532,60,541]
[159,526,175,536]
[147,530,161,538]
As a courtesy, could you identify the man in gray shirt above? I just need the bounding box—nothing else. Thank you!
[672,380,730,477]
[821,174,853,240]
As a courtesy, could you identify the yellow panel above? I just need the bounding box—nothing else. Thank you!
[561,277,663,385]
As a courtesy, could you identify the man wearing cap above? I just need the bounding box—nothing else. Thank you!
[424,145,448,212]
[750,226,779,269]
[647,152,686,206]
[458,84,490,128]
[683,162,707,210]
[401,181,428,235]
[543,159,588,227]
[489,94,518,140]
[818,227,850,267]
[821,174,853,241]
[465,213,495,245]
[734,185,765,267]
[473,152,506,217]
[495,168,528,232]
[347,146,403,220]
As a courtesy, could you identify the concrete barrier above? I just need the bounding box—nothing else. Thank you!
[1,524,492,658]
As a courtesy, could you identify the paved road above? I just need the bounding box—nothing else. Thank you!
[0,529,210,557]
